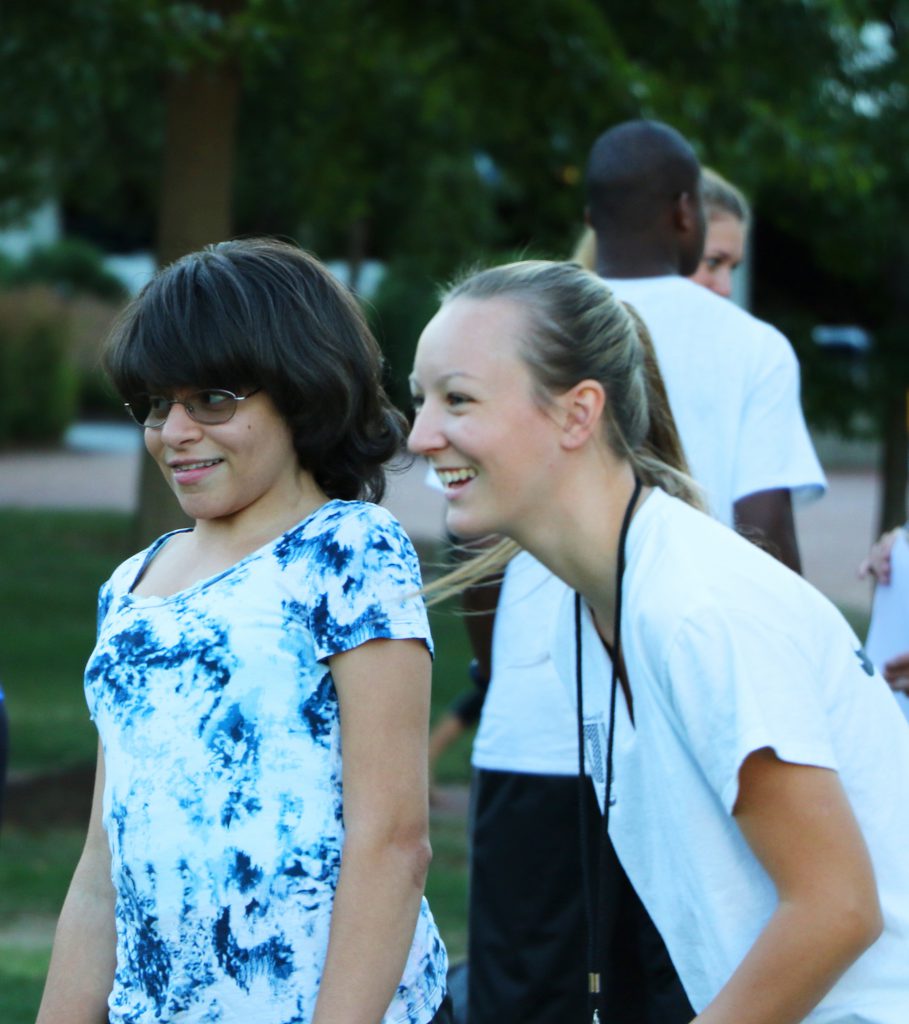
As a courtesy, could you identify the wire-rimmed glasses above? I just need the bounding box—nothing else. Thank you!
[124,387,262,429]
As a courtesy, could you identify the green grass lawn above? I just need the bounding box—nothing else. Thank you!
[0,508,472,1023]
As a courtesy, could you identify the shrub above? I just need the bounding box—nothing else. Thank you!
[0,287,79,446]
[67,294,126,419]
[0,239,128,303]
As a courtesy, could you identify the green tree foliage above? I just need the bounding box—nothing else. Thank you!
[4,1,909,521]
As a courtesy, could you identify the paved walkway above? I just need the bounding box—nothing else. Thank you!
[0,425,881,616]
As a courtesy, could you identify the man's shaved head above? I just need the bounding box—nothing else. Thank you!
[584,120,705,277]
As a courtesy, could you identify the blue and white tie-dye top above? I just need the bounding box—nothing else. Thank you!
[85,499,448,1024]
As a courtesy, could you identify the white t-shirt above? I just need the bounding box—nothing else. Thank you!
[471,552,576,773]
[473,274,826,774]
[604,275,826,522]
[553,489,909,1020]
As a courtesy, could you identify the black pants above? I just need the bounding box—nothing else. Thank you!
[468,769,693,1024]
[431,990,455,1023]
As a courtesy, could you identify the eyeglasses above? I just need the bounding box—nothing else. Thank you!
[124,387,262,428]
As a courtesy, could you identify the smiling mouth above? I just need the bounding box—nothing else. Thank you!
[170,458,223,472]
[435,467,477,486]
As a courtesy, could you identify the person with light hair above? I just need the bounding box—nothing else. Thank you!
[688,166,751,299]
[409,257,909,1024]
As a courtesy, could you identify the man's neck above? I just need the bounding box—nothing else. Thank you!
[593,233,683,279]
[596,254,681,279]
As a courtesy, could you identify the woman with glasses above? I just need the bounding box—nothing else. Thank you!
[408,259,909,1024]
[37,239,449,1024]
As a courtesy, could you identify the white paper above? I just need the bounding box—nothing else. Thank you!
[865,530,909,723]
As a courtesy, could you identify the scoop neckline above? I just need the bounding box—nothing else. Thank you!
[124,498,343,605]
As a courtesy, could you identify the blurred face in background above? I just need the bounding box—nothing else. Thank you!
[689,212,747,299]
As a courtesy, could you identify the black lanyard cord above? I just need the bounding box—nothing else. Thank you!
[576,475,642,1022]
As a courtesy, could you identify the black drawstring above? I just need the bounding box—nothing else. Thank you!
[576,476,642,1023]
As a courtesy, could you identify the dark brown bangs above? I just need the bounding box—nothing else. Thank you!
[103,258,259,402]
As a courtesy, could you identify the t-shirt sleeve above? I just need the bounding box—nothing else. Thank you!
[665,605,838,814]
[96,580,114,637]
[308,506,433,662]
[732,328,826,506]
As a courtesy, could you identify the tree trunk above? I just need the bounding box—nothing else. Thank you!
[156,63,241,267]
[132,7,242,549]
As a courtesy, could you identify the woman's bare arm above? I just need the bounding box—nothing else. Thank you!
[37,741,117,1024]
[312,638,434,1024]
[694,748,881,1024]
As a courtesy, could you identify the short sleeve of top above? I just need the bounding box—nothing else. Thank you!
[731,325,826,507]
[665,604,837,814]
[274,501,434,663]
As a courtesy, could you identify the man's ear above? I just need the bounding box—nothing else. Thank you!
[559,380,605,449]
[673,191,699,234]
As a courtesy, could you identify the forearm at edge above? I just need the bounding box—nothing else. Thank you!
[37,859,117,1024]
[734,488,801,574]
[312,829,432,1024]
[694,896,881,1024]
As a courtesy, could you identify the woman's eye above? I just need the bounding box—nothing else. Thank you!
[445,392,471,408]
[198,390,230,408]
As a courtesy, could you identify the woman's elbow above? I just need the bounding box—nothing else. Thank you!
[835,885,884,959]
[398,830,433,890]
[855,896,884,952]
[347,818,433,889]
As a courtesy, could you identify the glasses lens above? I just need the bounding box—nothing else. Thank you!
[125,395,153,426]
[188,390,237,424]
[144,395,172,427]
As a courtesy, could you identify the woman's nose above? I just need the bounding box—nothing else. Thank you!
[716,269,733,298]
[407,406,441,456]
[159,400,202,443]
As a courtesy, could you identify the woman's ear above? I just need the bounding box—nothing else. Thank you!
[558,380,605,450]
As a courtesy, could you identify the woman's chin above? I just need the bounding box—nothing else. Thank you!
[444,505,487,540]
[444,506,499,542]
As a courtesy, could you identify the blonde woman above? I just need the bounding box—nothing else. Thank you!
[409,259,909,1024]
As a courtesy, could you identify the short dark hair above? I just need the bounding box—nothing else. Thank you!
[104,238,406,502]
[585,119,701,234]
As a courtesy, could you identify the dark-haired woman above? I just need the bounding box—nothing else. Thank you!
[38,239,449,1024]
[409,259,909,1024]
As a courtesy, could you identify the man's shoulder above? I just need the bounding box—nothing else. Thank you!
[604,275,794,357]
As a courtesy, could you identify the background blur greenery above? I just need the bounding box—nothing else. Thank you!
[3,2,909,522]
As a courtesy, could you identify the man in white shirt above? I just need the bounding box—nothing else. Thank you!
[587,118,825,565]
